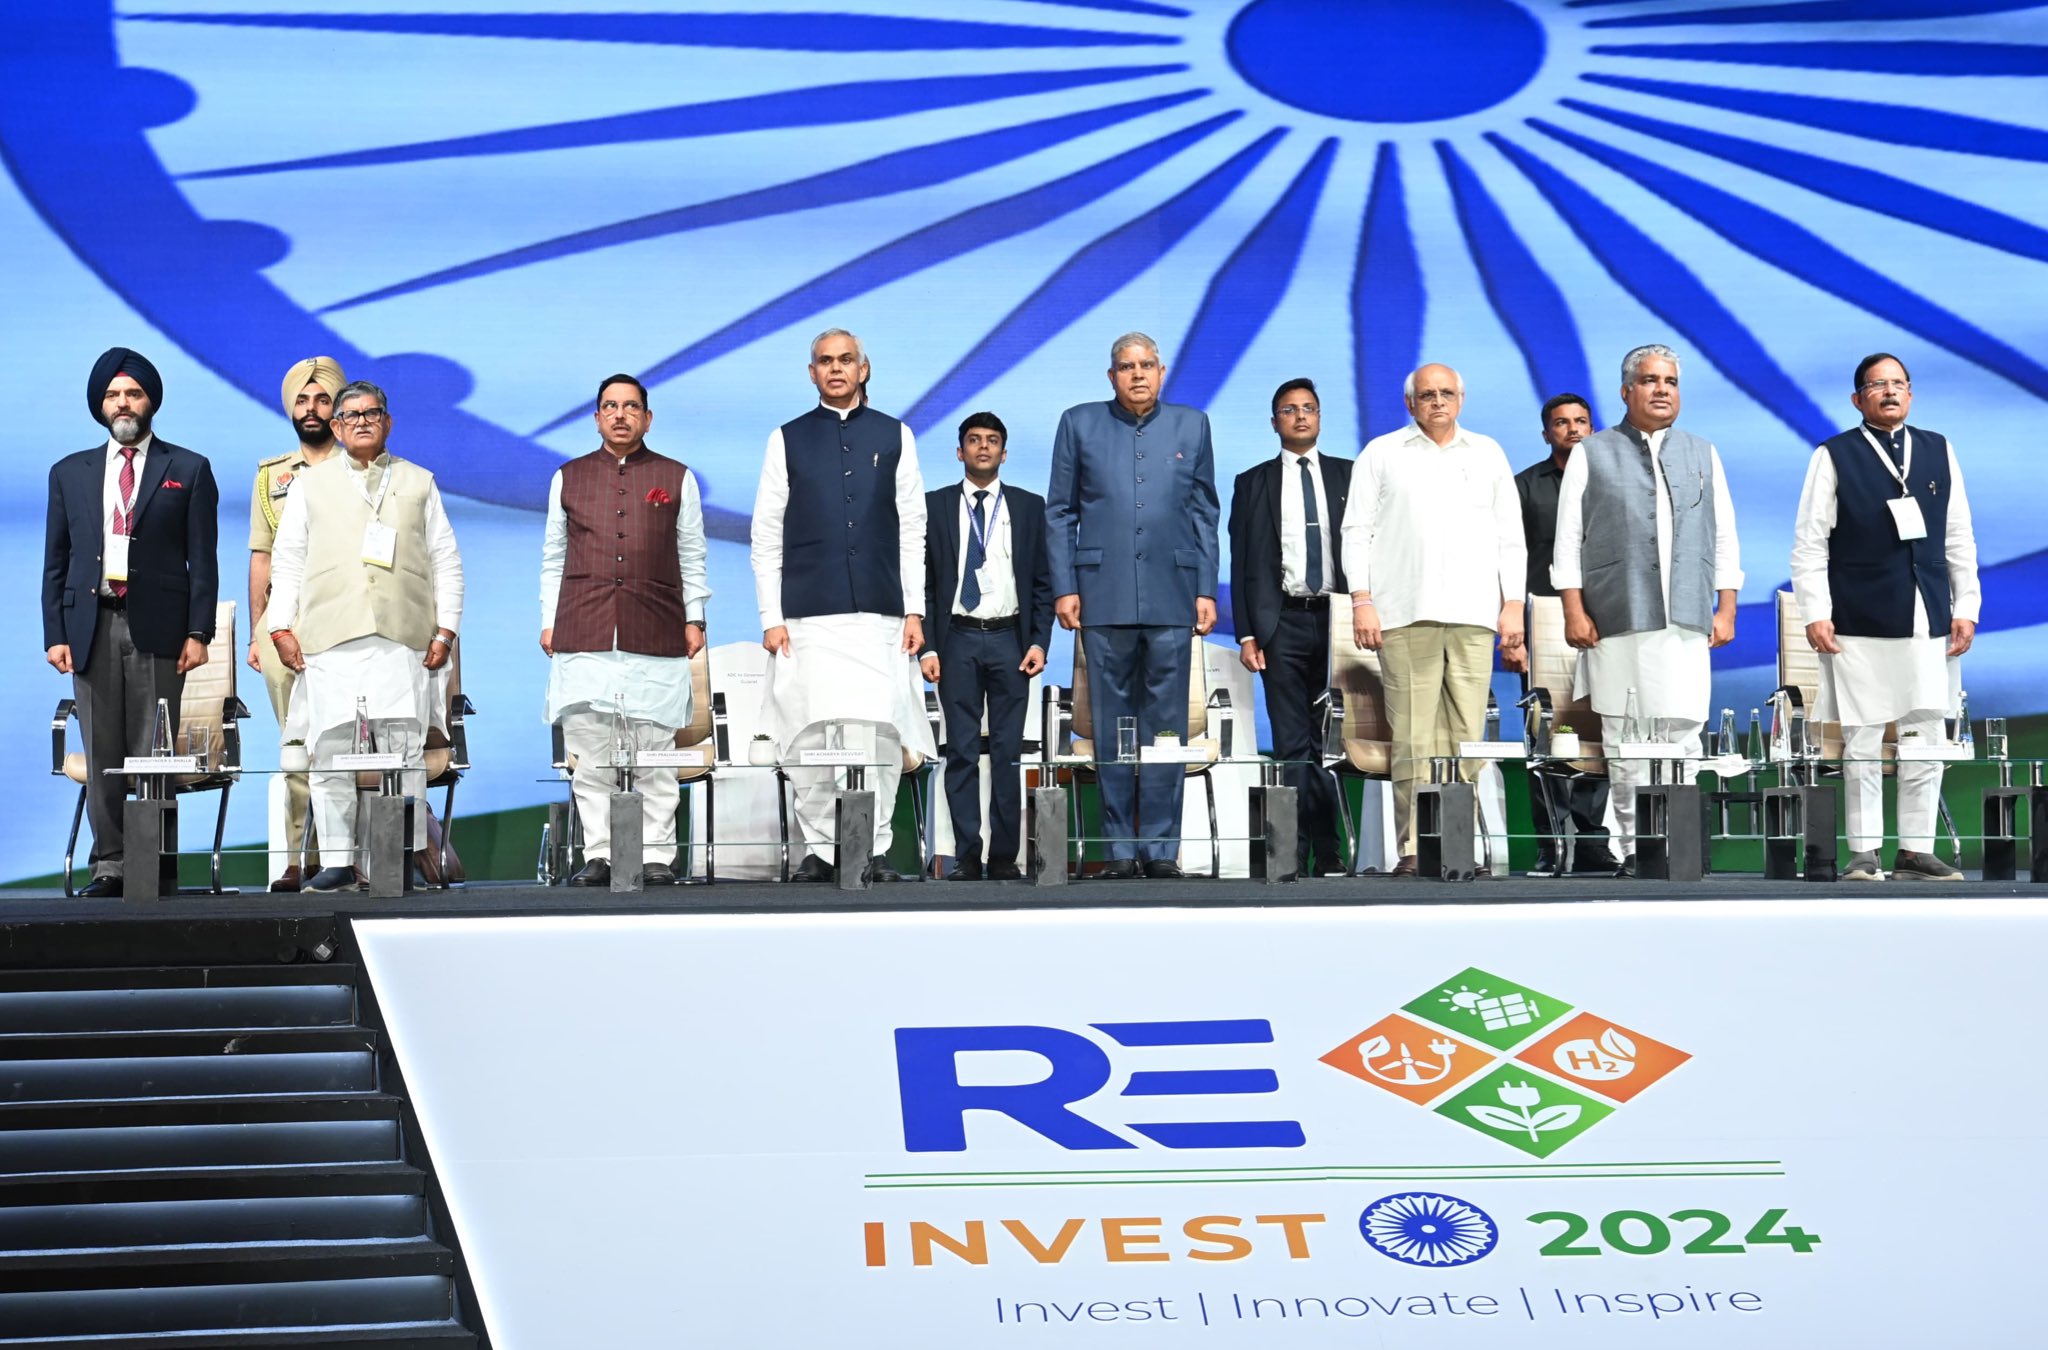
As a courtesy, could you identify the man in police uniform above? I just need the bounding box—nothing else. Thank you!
[247,356,344,891]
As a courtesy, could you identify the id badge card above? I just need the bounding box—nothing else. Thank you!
[362,520,397,568]
[104,533,130,583]
[1887,495,1928,541]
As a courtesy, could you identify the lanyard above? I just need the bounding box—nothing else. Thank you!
[966,485,1004,555]
[1857,425,1912,496]
[353,461,393,516]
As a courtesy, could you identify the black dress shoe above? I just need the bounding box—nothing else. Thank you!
[1574,842,1620,873]
[1528,851,1560,878]
[867,856,905,883]
[1099,858,1139,879]
[1614,855,1637,879]
[567,858,611,887]
[1143,859,1184,879]
[792,854,836,883]
[950,857,983,881]
[641,863,678,886]
[987,860,1023,881]
[78,875,122,898]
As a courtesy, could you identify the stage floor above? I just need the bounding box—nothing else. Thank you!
[0,872,2038,923]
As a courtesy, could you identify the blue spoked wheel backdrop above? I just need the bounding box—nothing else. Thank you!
[4,0,2046,880]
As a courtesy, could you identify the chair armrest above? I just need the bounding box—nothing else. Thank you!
[51,698,76,775]
[1518,688,1554,756]
[449,692,476,771]
[550,721,568,773]
[924,689,943,747]
[1315,687,1344,765]
[1484,689,1501,742]
[221,696,251,772]
[710,691,731,766]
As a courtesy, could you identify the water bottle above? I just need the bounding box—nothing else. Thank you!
[1716,708,1736,758]
[1768,691,1788,761]
[1746,707,1765,768]
[352,696,373,755]
[611,689,634,787]
[1622,687,1643,745]
[1955,690,1973,752]
[151,698,174,756]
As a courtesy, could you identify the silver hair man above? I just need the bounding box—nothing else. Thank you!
[1621,344,1681,384]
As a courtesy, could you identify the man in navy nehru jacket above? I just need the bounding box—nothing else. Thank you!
[1791,353,1978,883]
[751,329,932,884]
[1046,331,1220,880]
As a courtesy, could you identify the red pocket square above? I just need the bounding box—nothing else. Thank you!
[162,478,184,489]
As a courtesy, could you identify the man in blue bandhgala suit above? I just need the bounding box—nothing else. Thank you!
[1046,332,1220,880]
[43,348,220,897]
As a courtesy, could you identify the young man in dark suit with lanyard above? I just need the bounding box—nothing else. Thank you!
[43,348,220,897]
[919,413,1054,880]
[1228,379,1349,875]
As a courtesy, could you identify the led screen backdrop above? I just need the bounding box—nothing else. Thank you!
[4,1,2045,880]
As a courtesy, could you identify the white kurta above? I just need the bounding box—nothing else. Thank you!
[1788,431,1979,726]
[266,457,465,742]
[538,462,711,727]
[748,401,930,756]
[1552,426,1743,719]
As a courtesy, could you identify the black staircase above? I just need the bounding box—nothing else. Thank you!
[0,918,486,1348]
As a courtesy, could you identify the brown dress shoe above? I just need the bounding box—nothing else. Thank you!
[1391,854,1419,877]
[270,865,303,894]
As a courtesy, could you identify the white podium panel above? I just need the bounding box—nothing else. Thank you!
[359,901,2048,1348]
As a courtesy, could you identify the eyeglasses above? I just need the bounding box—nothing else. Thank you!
[598,400,646,414]
[1275,403,1320,418]
[1413,389,1460,405]
[1858,379,1911,394]
[335,408,386,425]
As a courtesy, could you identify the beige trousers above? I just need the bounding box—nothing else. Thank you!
[254,624,315,864]
[1381,622,1495,857]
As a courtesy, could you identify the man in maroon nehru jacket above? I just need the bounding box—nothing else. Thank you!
[539,374,710,888]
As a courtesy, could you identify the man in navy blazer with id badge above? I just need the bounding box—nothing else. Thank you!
[1046,331,1221,880]
[43,348,220,897]
[919,412,1054,880]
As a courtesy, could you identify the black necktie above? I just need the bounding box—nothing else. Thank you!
[961,489,989,611]
[1300,457,1324,595]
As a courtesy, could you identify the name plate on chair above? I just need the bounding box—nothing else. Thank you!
[798,748,867,766]
[1139,744,1210,764]
[632,748,706,768]
[121,755,198,774]
[1456,741,1522,761]
[1895,742,1973,762]
[334,753,405,771]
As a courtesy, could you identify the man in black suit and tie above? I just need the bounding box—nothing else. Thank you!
[1228,379,1348,874]
[919,412,1054,880]
[43,348,221,897]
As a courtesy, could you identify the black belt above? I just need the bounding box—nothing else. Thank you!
[1280,594,1330,610]
[951,614,1018,631]
[98,593,126,612]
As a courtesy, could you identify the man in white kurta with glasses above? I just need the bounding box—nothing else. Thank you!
[1790,352,1977,882]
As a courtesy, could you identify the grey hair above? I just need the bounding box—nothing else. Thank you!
[1109,331,1162,367]
[333,379,389,412]
[810,327,866,365]
[1621,344,1681,384]
[1401,364,1465,402]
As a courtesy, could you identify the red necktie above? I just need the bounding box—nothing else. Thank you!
[112,446,137,598]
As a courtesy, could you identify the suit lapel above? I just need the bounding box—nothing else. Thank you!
[127,444,174,530]
[1265,457,1283,541]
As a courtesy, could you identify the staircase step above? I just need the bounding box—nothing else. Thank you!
[0,1194,427,1249]
[0,1161,426,1207]
[0,1236,454,1293]
[0,1273,455,1339]
[0,1323,474,1349]
[0,984,355,1034]
[0,1028,377,1061]
[0,1051,375,1103]
[0,965,357,994]
[0,1120,399,1175]
[0,1092,406,1131]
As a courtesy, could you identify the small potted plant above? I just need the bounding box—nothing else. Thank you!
[747,733,778,766]
[1549,722,1581,760]
[279,739,310,772]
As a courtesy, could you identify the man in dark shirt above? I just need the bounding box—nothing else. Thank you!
[1514,393,1615,876]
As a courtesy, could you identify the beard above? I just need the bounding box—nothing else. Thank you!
[109,412,150,445]
[296,415,335,448]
